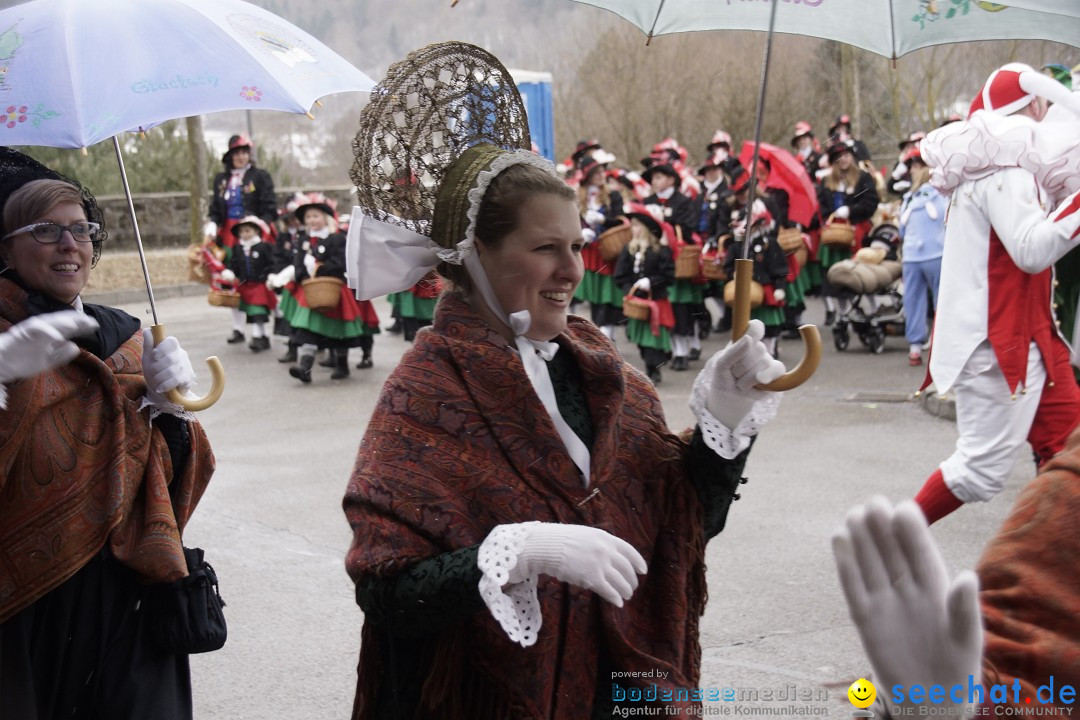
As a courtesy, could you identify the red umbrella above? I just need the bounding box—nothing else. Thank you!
[738,141,819,228]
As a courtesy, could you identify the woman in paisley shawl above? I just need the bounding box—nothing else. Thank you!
[344,148,791,719]
[0,150,215,720]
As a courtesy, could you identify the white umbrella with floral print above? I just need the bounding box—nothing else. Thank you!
[0,0,375,148]
[0,0,375,410]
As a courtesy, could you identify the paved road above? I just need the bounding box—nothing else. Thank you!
[102,290,1025,719]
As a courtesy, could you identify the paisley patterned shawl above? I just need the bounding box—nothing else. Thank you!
[0,279,215,623]
[977,426,1080,707]
[344,293,707,719]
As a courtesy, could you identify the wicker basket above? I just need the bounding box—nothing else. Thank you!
[622,294,651,322]
[207,289,240,308]
[302,277,344,312]
[674,245,701,279]
[701,252,726,281]
[722,279,763,308]
[598,223,632,262]
[777,227,803,254]
[821,213,855,247]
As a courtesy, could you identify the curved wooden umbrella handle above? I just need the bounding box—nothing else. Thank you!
[731,258,821,391]
[151,324,225,411]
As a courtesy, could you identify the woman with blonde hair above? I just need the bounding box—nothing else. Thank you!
[817,138,880,325]
[574,158,625,339]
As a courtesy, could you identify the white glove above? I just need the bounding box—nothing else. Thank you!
[142,328,196,413]
[202,220,218,240]
[891,162,908,180]
[892,180,911,193]
[0,311,99,385]
[505,522,647,607]
[303,253,317,278]
[220,268,237,283]
[268,265,295,289]
[702,319,784,429]
[925,201,940,221]
[832,498,983,713]
[834,205,851,220]
[630,277,651,294]
[584,209,605,227]
[773,288,786,303]
[582,227,596,244]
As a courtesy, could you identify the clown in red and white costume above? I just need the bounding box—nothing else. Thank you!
[913,63,1080,524]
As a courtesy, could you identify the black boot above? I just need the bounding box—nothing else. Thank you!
[356,354,373,369]
[289,354,314,384]
[277,342,297,363]
[647,365,662,384]
[249,336,270,352]
[385,318,403,334]
[330,349,350,380]
[226,329,245,344]
[318,351,336,368]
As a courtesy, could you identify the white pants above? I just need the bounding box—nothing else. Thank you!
[940,341,1045,503]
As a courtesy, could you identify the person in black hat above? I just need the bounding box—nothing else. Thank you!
[888,131,926,197]
[827,115,872,163]
[817,137,881,326]
[694,152,734,337]
[0,148,216,720]
[208,133,278,345]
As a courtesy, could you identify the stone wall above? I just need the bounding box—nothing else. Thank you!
[96,187,357,251]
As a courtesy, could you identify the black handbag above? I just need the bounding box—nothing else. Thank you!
[146,547,227,654]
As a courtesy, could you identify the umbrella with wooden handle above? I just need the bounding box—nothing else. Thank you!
[113,137,225,411]
[730,258,820,391]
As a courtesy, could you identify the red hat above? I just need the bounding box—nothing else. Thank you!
[828,114,852,136]
[826,137,856,163]
[707,130,732,151]
[790,121,813,146]
[571,138,602,164]
[897,130,926,151]
[623,201,666,238]
[901,144,923,165]
[579,159,604,184]
[230,214,271,239]
[967,62,1080,118]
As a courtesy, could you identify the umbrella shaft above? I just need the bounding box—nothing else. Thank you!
[111,135,158,324]
[741,0,779,260]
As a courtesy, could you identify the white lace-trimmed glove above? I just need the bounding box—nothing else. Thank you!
[703,319,784,429]
[834,205,851,220]
[773,288,786,303]
[584,209,605,227]
[303,253,317,278]
[141,328,196,415]
[477,521,648,647]
[631,277,651,294]
[0,311,99,409]
[832,498,983,712]
[220,268,237,284]
[582,227,596,244]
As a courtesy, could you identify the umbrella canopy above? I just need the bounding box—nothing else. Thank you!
[0,0,376,148]
[738,141,818,228]
[571,0,1080,59]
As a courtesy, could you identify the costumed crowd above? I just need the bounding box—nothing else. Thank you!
[1,31,1079,720]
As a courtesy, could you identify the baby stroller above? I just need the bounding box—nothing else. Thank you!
[826,224,905,354]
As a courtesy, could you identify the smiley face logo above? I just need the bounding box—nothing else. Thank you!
[847,678,876,709]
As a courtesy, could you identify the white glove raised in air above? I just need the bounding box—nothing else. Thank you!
[891,162,908,180]
[832,498,983,713]
[505,522,647,608]
[141,328,196,414]
[700,319,784,430]
[833,205,851,220]
[0,311,99,405]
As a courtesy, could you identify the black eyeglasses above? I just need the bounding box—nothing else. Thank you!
[3,221,101,243]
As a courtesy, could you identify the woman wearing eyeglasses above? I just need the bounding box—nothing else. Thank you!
[0,150,215,720]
